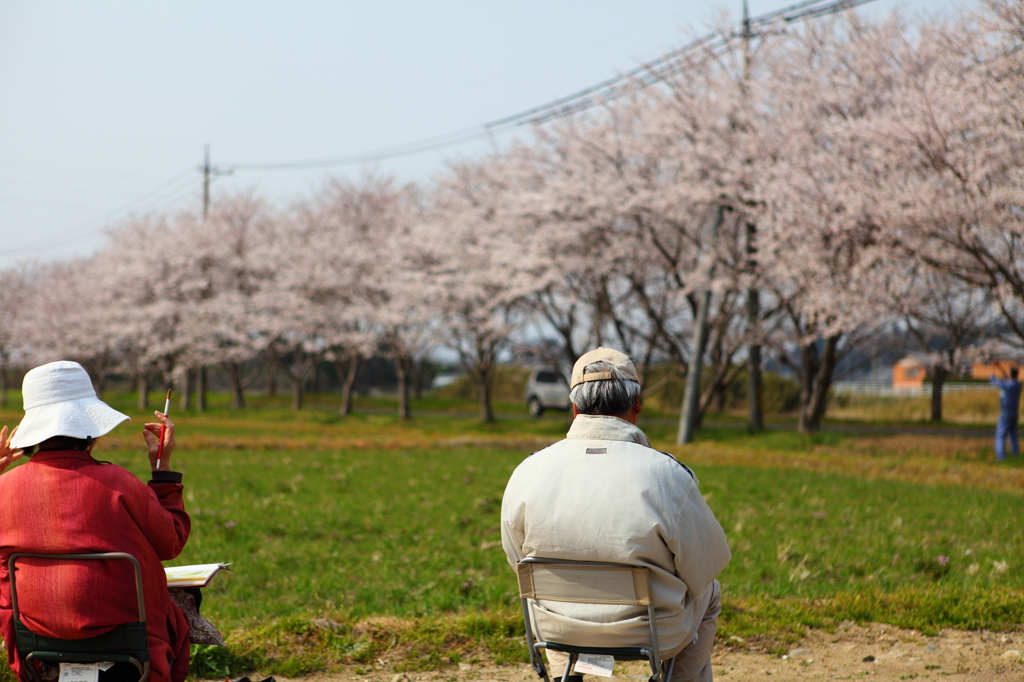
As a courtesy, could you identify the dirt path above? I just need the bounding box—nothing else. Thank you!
[279,622,1024,682]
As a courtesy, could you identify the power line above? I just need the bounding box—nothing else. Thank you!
[3,169,199,257]
[220,0,880,173]
[490,0,881,127]
[226,126,490,171]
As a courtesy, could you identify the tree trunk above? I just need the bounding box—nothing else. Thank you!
[712,384,726,412]
[0,365,6,409]
[798,334,840,433]
[476,365,496,424]
[137,373,150,410]
[930,363,946,423]
[94,371,108,398]
[748,343,764,433]
[746,286,764,432]
[225,361,246,409]
[395,355,412,421]
[336,356,360,417]
[412,361,424,399]
[267,359,278,396]
[677,290,712,444]
[197,367,207,412]
[276,356,311,409]
[291,374,303,411]
[179,369,192,411]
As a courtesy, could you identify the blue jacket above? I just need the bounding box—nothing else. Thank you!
[991,377,1022,416]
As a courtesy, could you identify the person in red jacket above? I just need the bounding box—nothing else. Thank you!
[0,361,191,682]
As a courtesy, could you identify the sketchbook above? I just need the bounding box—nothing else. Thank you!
[164,563,232,588]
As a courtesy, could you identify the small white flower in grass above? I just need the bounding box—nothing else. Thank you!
[992,560,1009,574]
[968,563,980,575]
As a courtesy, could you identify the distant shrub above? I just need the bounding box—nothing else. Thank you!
[641,365,801,416]
[432,365,531,403]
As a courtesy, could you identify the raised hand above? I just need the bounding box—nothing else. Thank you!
[0,426,24,474]
[143,412,176,471]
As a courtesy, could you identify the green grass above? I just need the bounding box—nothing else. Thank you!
[0,395,1019,678]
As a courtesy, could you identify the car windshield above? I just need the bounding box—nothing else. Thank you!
[535,371,562,384]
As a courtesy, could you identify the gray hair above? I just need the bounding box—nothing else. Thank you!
[569,360,641,416]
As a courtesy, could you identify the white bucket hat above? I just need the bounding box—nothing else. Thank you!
[10,361,130,449]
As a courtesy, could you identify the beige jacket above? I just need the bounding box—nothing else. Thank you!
[501,415,731,658]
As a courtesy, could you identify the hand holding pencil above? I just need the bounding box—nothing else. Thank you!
[144,390,176,471]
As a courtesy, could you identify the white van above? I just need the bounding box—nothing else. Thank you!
[525,366,570,417]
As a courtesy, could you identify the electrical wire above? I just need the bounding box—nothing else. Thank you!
[3,169,199,257]
[221,0,881,172]
[227,126,491,170]
[496,0,884,127]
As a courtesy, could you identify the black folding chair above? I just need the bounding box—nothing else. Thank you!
[9,552,151,682]
[517,558,673,682]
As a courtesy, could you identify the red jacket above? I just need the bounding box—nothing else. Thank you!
[0,450,191,682]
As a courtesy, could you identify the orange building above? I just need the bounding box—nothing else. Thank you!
[972,360,1020,379]
[893,357,927,389]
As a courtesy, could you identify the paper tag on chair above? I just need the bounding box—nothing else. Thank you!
[574,653,615,677]
[58,663,99,682]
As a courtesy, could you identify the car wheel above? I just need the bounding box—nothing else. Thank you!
[528,396,544,418]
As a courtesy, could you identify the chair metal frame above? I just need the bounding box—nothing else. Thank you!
[9,552,151,682]
[517,558,674,682]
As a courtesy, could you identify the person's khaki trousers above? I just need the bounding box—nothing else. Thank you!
[545,580,722,682]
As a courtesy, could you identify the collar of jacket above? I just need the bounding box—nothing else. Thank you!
[565,414,652,448]
[28,449,98,464]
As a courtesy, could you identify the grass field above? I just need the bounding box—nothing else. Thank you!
[0,391,1020,678]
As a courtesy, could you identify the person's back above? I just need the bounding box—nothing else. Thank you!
[992,375,1022,414]
[501,348,730,682]
[0,361,191,682]
[0,450,188,641]
[503,417,723,651]
[990,366,1021,460]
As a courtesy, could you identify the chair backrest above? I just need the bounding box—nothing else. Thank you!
[516,558,665,682]
[9,552,146,624]
[517,561,651,606]
[8,553,150,682]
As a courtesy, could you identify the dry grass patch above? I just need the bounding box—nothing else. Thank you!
[667,434,1024,495]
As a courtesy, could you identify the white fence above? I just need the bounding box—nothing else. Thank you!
[832,381,997,397]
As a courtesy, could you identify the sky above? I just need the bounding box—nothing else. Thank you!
[0,0,967,269]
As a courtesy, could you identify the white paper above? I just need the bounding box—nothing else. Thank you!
[574,653,615,677]
[164,562,232,587]
[59,663,99,682]
[97,662,115,672]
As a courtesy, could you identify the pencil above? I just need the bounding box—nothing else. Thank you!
[156,389,171,469]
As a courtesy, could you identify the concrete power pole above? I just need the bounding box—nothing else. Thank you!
[201,144,233,220]
[194,145,233,412]
[742,0,765,433]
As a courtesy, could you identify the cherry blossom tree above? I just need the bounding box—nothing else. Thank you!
[0,267,30,406]
[295,173,413,416]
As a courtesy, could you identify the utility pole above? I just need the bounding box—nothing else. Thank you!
[195,145,233,412]
[200,143,233,220]
[677,205,726,445]
[741,0,765,433]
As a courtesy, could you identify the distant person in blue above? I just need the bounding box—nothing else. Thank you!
[990,365,1021,460]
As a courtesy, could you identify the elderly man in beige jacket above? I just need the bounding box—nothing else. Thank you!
[501,348,731,682]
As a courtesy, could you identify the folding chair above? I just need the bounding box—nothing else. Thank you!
[517,558,673,682]
[9,552,151,682]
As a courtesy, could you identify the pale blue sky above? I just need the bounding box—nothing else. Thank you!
[0,0,965,268]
